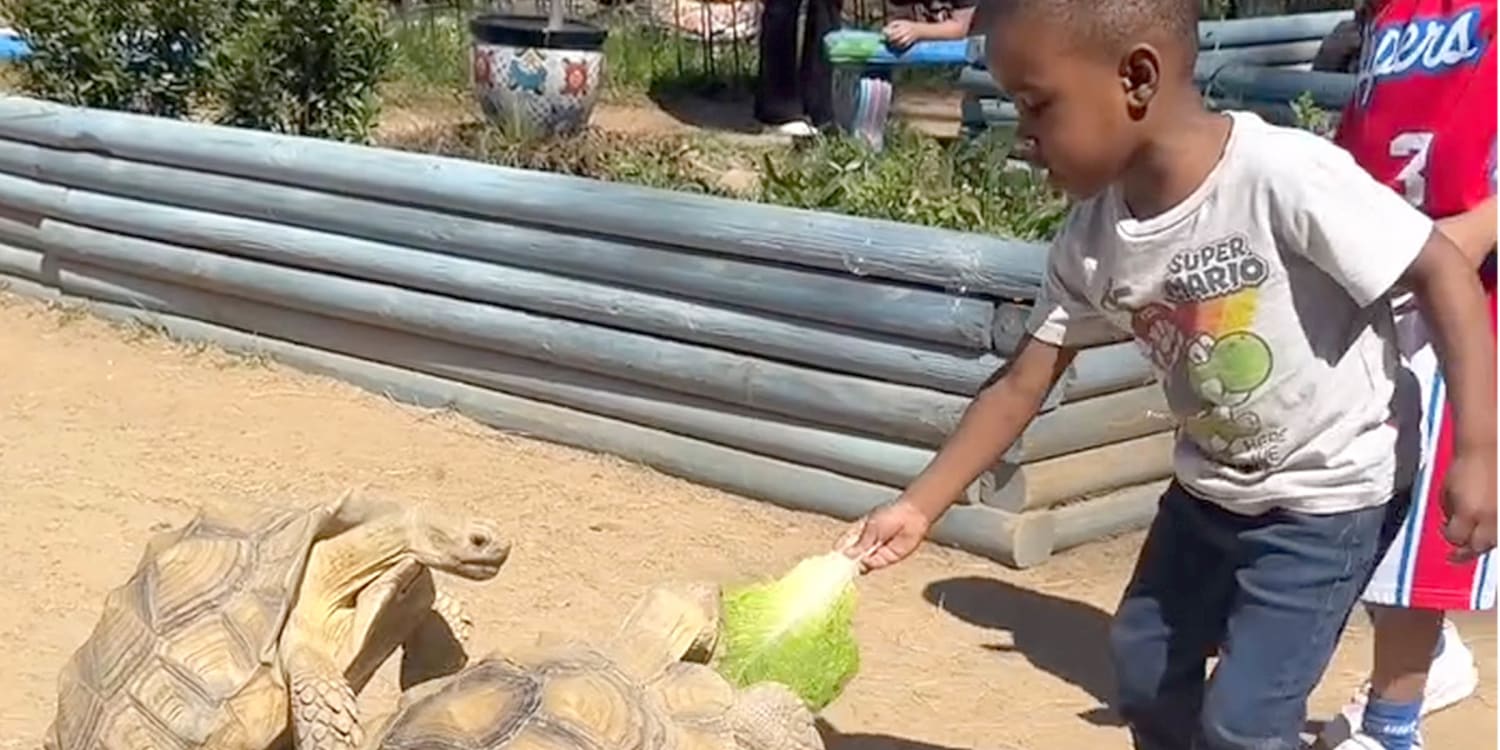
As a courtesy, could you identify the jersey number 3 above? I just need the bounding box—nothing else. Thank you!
[1390,131,1435,209]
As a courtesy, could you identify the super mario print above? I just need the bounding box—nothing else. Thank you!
[1120,234,1288,469]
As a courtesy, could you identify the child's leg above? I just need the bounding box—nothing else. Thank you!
[1198,498,1402,750]
[1109,483,1238,749]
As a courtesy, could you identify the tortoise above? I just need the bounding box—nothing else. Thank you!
[361,582,826,750]
[44,487,513,750]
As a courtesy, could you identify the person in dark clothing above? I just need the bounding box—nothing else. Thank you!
[753,0,842,135]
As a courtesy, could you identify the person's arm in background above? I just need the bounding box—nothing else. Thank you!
[1311,17,1365,73]
[883,6,975,46]
[1436,195,1498,270]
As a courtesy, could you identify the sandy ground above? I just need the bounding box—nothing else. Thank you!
[376,90,967,145]
[0,291,1493,750]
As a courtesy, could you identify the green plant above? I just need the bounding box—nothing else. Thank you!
[9,0,229,117]
[380,116,1069,238]
[384,120,746,192]
[385,10,470,106]
[218,0,395,141]
[11,0,395,142]
[760,125,1069,240]
[595,11,757,100]
[716,552,862,711]
[1290,90,1336,138]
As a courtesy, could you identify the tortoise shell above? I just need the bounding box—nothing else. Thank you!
[45,501,337,750]
[371,641,738,750]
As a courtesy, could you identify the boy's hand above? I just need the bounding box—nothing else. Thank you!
[883,20,922,48]
[835,498,934,572]
[1442,447,1498,563]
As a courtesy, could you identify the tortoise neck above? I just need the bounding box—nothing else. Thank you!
[296,513,413,623]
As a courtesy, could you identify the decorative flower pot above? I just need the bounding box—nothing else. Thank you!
[469,14,608,137]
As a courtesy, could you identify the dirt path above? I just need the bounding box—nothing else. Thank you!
[376,89,966,144]
[0,292,1492,749]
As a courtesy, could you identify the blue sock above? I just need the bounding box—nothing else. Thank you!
[1362,696,1421,750]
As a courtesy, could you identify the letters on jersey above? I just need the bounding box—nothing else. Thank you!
[1335,0,1496,220]
[1354,7,1486,107]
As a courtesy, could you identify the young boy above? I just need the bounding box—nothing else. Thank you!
[835,1,1498,748]
[1311,2,1497,748]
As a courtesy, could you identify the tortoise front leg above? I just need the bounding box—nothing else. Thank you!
[343,561,431,693]
[339,563,472,692]
[729,683,825,750]
[284,640,364,750]
[398,590,471,690]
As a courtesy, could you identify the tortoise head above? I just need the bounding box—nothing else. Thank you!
[408,508,511,581]
[330,488,512,581]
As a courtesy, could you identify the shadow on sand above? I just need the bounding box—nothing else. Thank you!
[923,575,1123,727]
[818,718,1017,750]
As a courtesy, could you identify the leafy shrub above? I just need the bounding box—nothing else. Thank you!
[218,0,395,141]
[1290,90,1337,139]
[10,0,229,117]
[760,125,1069,240]
[10,0,393,142]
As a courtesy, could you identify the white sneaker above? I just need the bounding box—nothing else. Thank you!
[1331,733,1419,750]
[1320,618,1478,747]
[773,120,818,137]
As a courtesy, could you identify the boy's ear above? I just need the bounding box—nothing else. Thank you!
[1119,43,1163,114]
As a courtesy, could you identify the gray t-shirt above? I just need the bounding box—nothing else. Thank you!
[1026,111,1434,516]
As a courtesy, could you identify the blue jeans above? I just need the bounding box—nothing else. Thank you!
[1109,482,1408,749]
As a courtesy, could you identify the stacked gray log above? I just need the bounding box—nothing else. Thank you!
[0,95,1178,569]
[960,10,1355,134]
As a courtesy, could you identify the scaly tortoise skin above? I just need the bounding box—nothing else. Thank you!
[363,583,826,750]
[45,488,513,750]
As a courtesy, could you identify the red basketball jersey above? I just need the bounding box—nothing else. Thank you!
[1333,0,1497,222]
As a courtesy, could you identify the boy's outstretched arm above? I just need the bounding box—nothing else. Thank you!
[1401,229,1499,561]
[837,335,1074,570]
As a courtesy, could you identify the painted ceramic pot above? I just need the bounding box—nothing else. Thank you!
[469,14,608,137]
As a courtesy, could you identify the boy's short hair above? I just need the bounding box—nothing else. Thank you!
[987,0,1200,71]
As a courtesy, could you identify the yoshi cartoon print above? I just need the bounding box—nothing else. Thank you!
[1128,234,1288,472]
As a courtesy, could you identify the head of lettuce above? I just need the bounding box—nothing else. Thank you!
[714,551,863,712]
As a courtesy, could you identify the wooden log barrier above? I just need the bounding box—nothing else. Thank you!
[965,10,1353,66]
[1195,10,1353,49]
[1016,385,1174,463]
[33,211,1168,463]
[982,431,1176,511]
[0,239,41,281]
[38,220,974,447]
[40,253,1007,501]
[0,166,1150,406]
[0,170,1003,395]
[1060,341,1156,401]
[0,137,1003,350]
[958,41,1326,99]
[0,267,1058,569]
[1203,64,1354,110]
[0,96,1051,298]
[1049,479,1171,553]
[992,301,1131,353]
